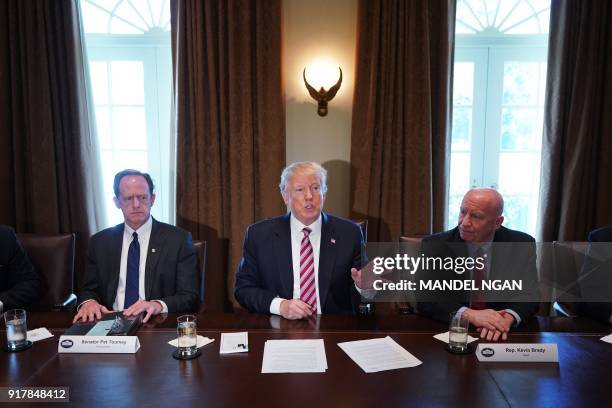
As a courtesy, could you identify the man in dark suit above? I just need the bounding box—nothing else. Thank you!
[0,226,44,311]
[577,226,612,324]
[235,162,365,319]
[417,188,539,341]
[74,170,199,323]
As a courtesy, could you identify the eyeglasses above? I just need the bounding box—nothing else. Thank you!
[118,194,151,205]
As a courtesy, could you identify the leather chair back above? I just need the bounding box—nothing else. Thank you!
[16,233,76,311]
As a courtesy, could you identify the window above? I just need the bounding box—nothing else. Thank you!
[448,0,551,237]
[80,0,174,227]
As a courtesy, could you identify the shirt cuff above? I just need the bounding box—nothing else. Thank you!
[456,306,469,319]
[152,300,168,314]
[270,297,284,315]
[76,299,97,311]
[504,309,521,327]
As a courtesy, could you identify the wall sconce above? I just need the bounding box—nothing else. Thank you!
[303,67,342,117]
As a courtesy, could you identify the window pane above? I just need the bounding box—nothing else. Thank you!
[112,107,147,150]
[452,107,472,150]
[453,63,474,106]
[498,152,541,195]
[500,108,538,151]
[95,107,111,149]
[449,152,471,194]
[502,62,539,106]
[89,61,109,104]
[110,61,145,105]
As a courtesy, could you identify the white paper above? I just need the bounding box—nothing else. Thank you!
[168,335,215,349]
[433,331,478,344]
[338,336,422,373]
[600,333,612,344]
[261,339,327,373]
[220,332,249,354]
[27,327,54,342]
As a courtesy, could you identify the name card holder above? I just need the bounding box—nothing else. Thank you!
[58,335,140,354]
[476,343,558,362]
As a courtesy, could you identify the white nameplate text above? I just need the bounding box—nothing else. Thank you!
[58,335,140,354]
[476,343,558,362]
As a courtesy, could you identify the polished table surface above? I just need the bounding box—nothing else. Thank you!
[2,312,612,407]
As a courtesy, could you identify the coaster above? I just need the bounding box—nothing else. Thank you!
[173,348,202,360]
[446,343,475,355]
[4,340,33,352]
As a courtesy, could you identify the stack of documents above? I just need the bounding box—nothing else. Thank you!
[261,339,327,373]
[338,336,422,373]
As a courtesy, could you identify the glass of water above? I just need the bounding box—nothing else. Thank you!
[448,312,469,353]
[4,309,27,351]
[177,314,197,357]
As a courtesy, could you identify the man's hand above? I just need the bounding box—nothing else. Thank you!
[463,308,511,333]
[470,310,515,341]
[123,299,163,323]
[279,299,313,320]
[73,300,111,323]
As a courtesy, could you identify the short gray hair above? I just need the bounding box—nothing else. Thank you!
[279,162,328,194]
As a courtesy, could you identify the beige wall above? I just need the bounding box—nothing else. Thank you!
[282,0,358,217]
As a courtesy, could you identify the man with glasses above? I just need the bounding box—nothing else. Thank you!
[235,161,365,319]
[74,169,199,323]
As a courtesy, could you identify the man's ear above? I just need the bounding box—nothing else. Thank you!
[281,191,289,206]
[494,215,504,229]
[113,196,121,209]
[150,194,156,206]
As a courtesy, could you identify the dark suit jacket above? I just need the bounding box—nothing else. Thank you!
[234,213,363,314]
[0,225,44,310]
[577,226,612,324]
[78,219,199,313]
[417,226,539,325]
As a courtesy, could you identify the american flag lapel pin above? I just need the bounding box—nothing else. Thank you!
[151,248,156,253]
[331,238,336,244]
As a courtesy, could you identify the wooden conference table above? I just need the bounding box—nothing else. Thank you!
[1,312,611,407]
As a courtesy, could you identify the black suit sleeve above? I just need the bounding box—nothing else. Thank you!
[158,232,200,313]
[0,228,43,310]
[234,226,278,313]
[492,238,539,325]
[78,233,104,306]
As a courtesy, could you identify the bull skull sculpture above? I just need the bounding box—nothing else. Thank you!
[303,67,343,116]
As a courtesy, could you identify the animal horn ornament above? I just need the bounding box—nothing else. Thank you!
[303,67,343,116]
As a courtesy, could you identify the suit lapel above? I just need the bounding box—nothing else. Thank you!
[108,224,124,306]
[274,214,294,298]
[145,219,163,299]
[318,213,335,310]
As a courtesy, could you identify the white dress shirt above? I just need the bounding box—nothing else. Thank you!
[112,217,168,313]
[270,213,322,315]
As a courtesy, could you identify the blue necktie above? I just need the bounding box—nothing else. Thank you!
[124,231,140,309]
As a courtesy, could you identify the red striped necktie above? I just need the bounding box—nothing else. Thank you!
[300,227,317,313]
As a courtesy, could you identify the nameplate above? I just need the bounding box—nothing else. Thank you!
[57,335,140,354]
[476,343,558,362]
